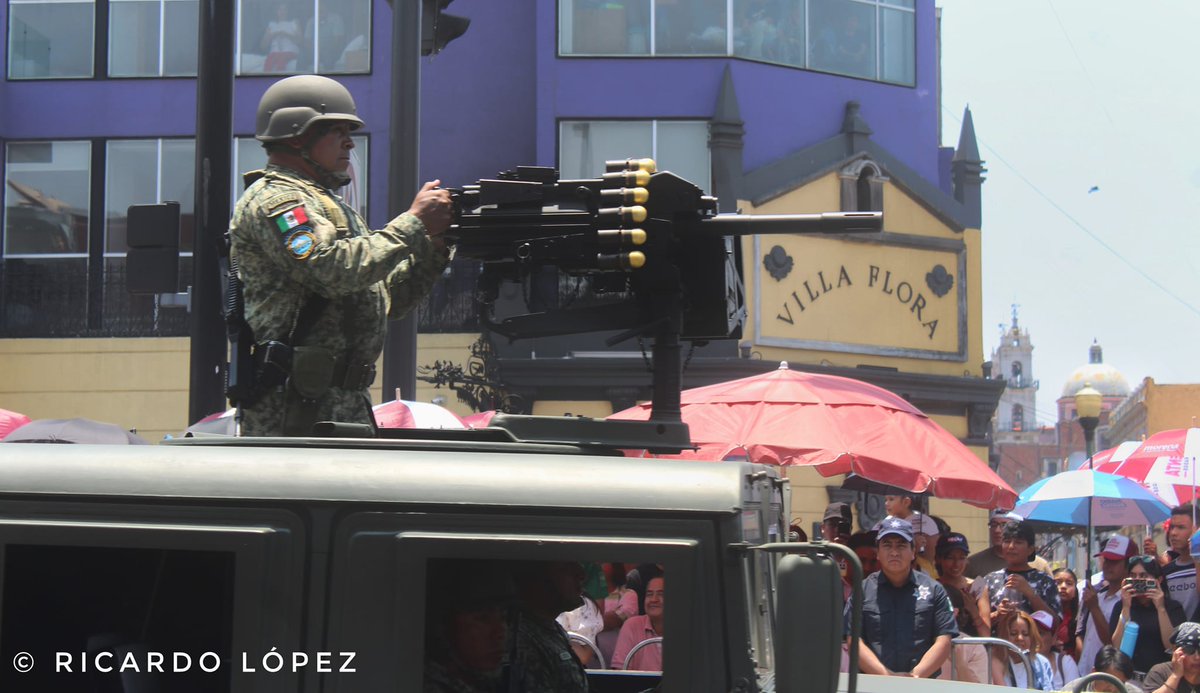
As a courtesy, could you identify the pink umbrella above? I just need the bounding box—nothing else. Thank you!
[609,362,1016,508]
[0,408,32,440]
[372,400,466,429]
[461,410,497,429]
[1093,429,1200,506]
[188,401,468,435]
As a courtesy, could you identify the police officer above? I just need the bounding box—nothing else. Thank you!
[230,75,452,436]
[846,517,958,678]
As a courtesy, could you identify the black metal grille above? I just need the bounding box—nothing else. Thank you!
[0,256,484,338]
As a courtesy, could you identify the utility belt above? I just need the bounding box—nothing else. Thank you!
[252,341,376,436]
[253,341,377,391]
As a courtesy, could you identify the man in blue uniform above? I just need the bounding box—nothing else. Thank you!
[846,517,958,678]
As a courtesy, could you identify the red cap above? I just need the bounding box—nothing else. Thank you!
[1094,535,1136,561]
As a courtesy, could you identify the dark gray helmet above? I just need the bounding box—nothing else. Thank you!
[255,75,365,142]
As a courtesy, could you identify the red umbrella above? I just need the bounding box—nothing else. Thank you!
[609,362,1016,508]
[0,408,32,440]
[1092,429,1200,507]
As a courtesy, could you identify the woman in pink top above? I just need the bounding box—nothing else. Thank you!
[612,575,664,671]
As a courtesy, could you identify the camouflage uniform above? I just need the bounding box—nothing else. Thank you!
[509,608,588,692]
[230,164,449,436]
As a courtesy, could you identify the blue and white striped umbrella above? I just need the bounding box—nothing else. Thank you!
[1013,469,1171,527]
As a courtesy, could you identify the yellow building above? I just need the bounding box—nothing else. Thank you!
[1108,376,1200,444]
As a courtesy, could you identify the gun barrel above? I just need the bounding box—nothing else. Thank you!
[700,211,882,235]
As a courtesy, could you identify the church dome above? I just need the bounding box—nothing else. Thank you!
[1061,342,1130,398]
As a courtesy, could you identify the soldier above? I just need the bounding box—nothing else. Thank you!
[230,74,452,436]
[509,561,589,692]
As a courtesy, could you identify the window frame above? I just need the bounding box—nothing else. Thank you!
[104,136,197,257]
[7,0,98,80]
[557,118,712,193]
[2,139,94,259]
[106,0,201,78]
[234,0,374,77]
[0,500,306,693]
[556,0,918,86]
[325,510,720,693]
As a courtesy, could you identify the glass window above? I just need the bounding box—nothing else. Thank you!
[809,0,875,79]
[233,135,369,218]
[108,0,199,77]
[879,5,914,84]
[7,0,95,79]
[559,120,710,193]
[0,544,235,692]
[238,0,371,75]
[105,139,196,255]
[3,141,92,256]
[559,0,650,55]
[560,0,915,86]
[655,0,726,55]
[733,0,805,68]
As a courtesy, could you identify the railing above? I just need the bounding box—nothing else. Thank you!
[950,636,1034,688]
[618,636,662,671]
[0,257,484,338]
[566,632,606,670]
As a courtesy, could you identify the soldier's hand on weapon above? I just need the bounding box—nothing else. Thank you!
[408,180,453,240]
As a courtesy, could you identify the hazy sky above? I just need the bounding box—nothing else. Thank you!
[937,0,1200,424]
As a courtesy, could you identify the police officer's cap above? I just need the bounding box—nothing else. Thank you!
[876,517,914,544]
[256,75,365,142]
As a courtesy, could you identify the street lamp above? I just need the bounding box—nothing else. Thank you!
[1074,381,1102,580]
[1075,383,1103,460]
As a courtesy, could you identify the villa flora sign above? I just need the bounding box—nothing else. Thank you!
[753,235,966,360]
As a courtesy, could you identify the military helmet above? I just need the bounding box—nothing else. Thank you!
[255,75,365,142]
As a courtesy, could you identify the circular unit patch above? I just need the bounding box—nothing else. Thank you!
[286,229,317,260]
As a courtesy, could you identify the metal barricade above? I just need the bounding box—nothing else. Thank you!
[619,636,663,671]
[949,635,1035,688]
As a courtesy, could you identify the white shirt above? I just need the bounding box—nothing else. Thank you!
[1076,575,1123,675]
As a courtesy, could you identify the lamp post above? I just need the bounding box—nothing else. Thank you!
[1075,383,1102,460]
[1075,382,1103,579]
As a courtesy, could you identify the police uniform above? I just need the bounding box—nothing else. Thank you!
[845,518,959,675]
[231,164,449,436]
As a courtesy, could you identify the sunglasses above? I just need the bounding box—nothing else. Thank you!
[1128,555,1157,568]
[1182,644,1200,656]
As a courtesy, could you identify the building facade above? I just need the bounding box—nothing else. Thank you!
[1108,377,1200,445]
[1,0,999,541]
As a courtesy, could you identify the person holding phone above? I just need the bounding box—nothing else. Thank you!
[1112,555,1186,679]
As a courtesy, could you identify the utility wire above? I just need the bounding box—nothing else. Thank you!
[1045,0,1116,127]
[942,106,1200,321]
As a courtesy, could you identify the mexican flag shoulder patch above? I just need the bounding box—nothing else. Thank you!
[273,205,310,233]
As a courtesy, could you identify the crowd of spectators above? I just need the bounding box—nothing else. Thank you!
[833,492,1200,692]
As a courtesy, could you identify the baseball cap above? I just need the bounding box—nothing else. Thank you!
[823,501,852,524]
[1030,610,1054,633]
[1171,622,1200,648]
[1095,535,1137,561]
[936,532,970,558]
[877,517,914,543]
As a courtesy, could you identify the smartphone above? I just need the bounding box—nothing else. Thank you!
[1123,577,1153,593]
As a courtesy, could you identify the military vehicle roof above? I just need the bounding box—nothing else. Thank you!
[0,438,764,514]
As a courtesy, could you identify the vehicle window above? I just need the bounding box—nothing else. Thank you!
[0,544,235,692]
[422,556,666,691]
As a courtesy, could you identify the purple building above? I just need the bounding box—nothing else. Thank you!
[0,0,995,432]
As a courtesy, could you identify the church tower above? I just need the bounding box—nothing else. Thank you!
[991,306,1041,488]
